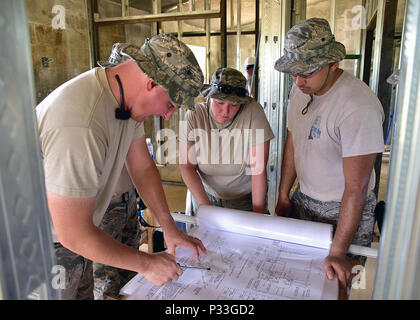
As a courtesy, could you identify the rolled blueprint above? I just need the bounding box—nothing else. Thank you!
[195,205,333,249]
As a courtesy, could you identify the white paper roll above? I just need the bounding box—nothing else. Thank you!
[195,205,333,249]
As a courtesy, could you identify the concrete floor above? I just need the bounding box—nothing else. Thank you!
[158,158,389,300]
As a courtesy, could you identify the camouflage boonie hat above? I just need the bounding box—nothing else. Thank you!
[98,34,204,108]
[274,18,346,75]
[201,67,253,104]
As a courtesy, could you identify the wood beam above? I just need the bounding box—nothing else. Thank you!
[162,30,256,37]
[220,0,227,67]
[152,0,161,35]
[122,0,129,16]
[94,10,221,25]
[178,0,183,40]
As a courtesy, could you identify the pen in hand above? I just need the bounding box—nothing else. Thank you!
[177,263,211,271]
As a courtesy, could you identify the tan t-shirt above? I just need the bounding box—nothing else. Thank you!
[179,101,274,199]
[112,165,135,199]
[36,68,144,241]
[287,71,384,202]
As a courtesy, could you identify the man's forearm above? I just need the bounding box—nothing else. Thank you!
[69,224,152,273]
[125,138,178,232]
[331,188,367,255]
[47,191,152,275]
[333,153,378,255]
[131,163,177,230]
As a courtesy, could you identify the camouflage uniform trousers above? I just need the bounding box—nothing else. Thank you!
[53,243,94,300]
[93,187,141,300]
[291,186,377,265]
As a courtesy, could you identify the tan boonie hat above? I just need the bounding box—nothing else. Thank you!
[201,67,253,104]
[244,56,255,70]
[274,18,346,75]
[98,34,204,108]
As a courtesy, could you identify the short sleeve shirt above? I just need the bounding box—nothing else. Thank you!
[36,68,144,240]
[287,71,384,201]
[179,101,274,199]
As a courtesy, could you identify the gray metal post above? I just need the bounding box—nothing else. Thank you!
[0,0,59,299]
[259,0,292,214]
[373,0,420,300]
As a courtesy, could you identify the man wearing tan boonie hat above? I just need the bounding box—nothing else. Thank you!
[274,18,385,294]
[36,34,207,299]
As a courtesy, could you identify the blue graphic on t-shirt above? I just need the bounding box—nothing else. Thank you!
[308,116,321,140]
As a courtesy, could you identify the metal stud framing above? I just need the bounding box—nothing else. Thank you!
[0,0,58,300]
[373,0,420,300]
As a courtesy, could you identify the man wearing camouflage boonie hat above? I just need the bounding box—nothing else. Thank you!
[100,34,204,109]
[36,33,207,299]
[179,67,274,216]
[92,34,206,300]
[274,18,385,292]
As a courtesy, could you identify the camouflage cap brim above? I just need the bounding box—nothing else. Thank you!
[275,41,345,74]
[201,84,253,104]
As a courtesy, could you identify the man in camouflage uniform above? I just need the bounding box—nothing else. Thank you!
[37,34,207,300]
[274,18,384,292]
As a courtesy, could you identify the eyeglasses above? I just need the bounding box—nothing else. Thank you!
[291,67,322,79]
[211,83,248,97]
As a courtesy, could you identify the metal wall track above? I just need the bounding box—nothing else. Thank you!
[0,0,59,300]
